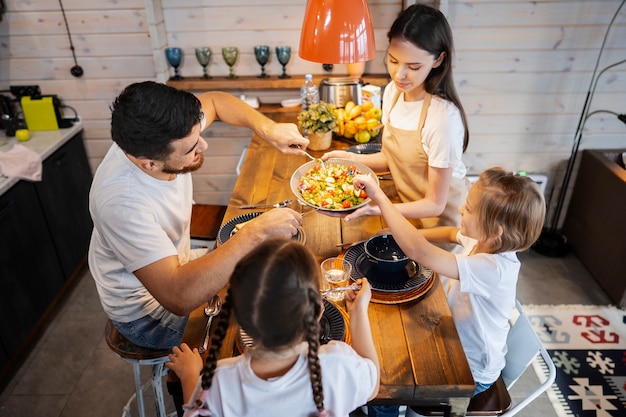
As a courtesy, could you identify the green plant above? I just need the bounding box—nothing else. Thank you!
[297,101,338,134]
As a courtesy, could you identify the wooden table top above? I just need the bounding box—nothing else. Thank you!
[168,112,475,415]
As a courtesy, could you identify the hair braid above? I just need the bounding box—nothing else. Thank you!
[304,288,325,414]
[200,290,232,390]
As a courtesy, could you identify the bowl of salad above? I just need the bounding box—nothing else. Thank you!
[290,158,379,212]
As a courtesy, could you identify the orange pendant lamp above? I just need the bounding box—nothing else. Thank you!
[299,0,376,64]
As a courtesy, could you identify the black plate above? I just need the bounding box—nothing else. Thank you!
[239,299,345,349]
[345,143,382,154]
[217,212,305,246]
[344,243,433,292]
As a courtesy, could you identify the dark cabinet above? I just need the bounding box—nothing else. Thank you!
[0,129,92,383]
[34,133,93,278]
[0,181,66,361]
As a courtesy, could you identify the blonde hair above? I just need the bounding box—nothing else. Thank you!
[473,168,546,253]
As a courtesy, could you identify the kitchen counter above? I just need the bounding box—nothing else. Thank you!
[0,122,84,195]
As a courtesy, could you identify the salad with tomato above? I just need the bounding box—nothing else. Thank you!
[297,163,368,210]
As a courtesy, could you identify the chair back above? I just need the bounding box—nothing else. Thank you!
[502,300,543,389]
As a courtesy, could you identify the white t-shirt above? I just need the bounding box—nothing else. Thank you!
[184,341,378,417]
[449,233,519,384]
[382,82,467,179]
[88,143,193,322]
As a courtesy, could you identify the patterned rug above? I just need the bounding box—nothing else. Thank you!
[523,304,626,417]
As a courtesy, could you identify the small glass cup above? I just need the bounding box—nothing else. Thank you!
[320,257,352,302]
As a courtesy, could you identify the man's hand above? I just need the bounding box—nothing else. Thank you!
[264,123,309,155]
[240,208,302,240]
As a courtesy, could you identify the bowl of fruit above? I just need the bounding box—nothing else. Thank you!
[335,100,382,144]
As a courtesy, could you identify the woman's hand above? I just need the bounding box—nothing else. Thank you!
[321,150,354,161]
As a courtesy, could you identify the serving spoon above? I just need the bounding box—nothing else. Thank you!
[291,144,327,174]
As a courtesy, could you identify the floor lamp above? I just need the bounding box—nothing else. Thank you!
[533,0,626,257]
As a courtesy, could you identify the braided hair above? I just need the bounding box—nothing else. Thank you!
[199,238,326,415]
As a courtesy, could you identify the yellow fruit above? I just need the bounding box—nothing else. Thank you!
[343,131,355,139]
[336,108,345,121]
[16,129,30,141]
[361,100,374,112]
[348,105,362,120]
[344,121,357,135]
[354,130,371,143]
[366,118,380,131]
[344,101,356,116]
[365,107,382,121]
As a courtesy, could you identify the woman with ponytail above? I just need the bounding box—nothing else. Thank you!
[167,238,379,416]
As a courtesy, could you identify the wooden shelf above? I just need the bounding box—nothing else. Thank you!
[166,74,390,91]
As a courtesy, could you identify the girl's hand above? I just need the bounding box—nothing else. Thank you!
[353,174,384,201]
[344,278,372,314]
[166,343,203,383]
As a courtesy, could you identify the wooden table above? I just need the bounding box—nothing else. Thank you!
[167,112,475,416]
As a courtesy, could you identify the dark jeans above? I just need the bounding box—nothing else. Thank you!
[367,405,400,417]
[112,305,188,350]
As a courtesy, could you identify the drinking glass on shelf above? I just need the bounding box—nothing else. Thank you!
[320,257,352,302]
[254,45,270,78]
[165,47,183,80]
[195,47,212,79]
[275,46,291,79]
[222,47,239,79]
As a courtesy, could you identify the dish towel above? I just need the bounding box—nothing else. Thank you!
[0,143,43,181]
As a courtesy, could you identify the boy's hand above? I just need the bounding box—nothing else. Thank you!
[353,174,384,201]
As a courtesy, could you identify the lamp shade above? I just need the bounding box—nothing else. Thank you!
[299,0,376,64]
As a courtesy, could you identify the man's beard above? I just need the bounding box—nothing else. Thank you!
[162,153,204,175]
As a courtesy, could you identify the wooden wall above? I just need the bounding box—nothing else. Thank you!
[1,0,624,227]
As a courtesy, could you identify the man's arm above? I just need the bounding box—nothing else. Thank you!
[197,91,308,154]
[134,208,302,316]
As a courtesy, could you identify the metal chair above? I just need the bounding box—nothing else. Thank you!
[407,300,557,416]
[104,319,172,417]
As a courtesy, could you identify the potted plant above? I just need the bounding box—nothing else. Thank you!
[297,100,338,150]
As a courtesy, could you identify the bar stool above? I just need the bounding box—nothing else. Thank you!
[104,319,172,417]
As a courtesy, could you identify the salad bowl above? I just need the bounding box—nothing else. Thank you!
[290,158,379,212]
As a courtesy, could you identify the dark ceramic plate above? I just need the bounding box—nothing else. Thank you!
[217,212,305,246]
[344,243,433,292]
[345,143,382,154]
[239,299,345,349]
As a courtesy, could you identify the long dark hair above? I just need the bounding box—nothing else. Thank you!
[201,238,326,414]
[388,4,469,151]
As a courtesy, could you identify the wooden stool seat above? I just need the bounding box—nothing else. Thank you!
[104,319,171,417]
[190,204,227,241]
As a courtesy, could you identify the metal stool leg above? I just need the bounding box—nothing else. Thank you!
[132,362,147,417]
[152,362,168,417]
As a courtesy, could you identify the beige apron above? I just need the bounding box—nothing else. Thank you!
[381,91,468,229]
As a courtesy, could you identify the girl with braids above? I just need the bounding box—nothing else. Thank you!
[353,167,545,417]
[166,238,379,417]
[322,3,470,231]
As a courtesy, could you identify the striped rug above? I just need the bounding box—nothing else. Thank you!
[524,304,626,417]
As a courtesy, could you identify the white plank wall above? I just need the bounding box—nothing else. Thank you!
[0,0,624,225]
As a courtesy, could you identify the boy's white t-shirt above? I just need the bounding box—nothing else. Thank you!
[184,341,377,417]
[450,233,520,384]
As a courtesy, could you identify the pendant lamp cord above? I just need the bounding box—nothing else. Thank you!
[58,0,84,77]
